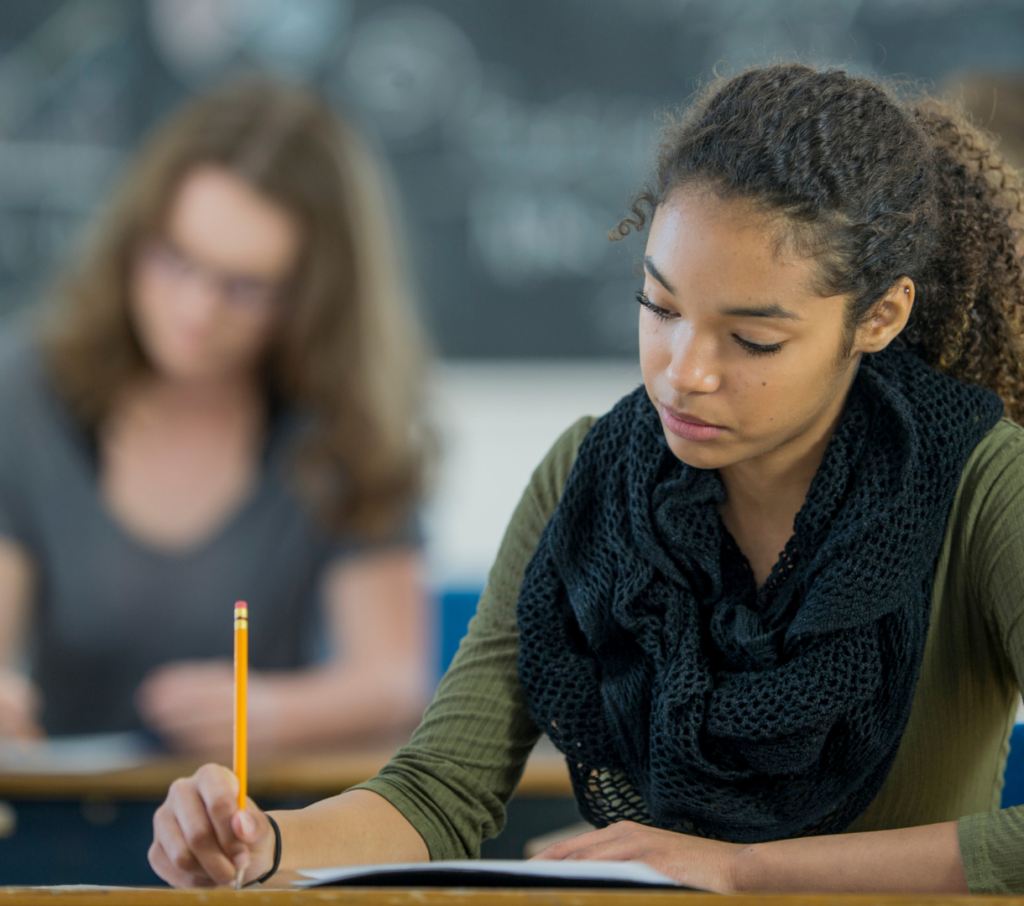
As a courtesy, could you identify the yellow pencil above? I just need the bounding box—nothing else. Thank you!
[233,601,248,889]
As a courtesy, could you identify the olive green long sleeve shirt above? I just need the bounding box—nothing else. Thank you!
[356,416,1024,894]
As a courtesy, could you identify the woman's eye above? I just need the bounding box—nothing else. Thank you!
[734,335,783,356]
[635,290,674,320]
[634,291,783,356]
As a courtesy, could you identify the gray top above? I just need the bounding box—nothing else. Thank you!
[0,329,416,736]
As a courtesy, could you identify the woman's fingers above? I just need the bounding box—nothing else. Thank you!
[531,820,741,892]
[149,763,273,887]
[534,821,636,860]
[232,797,267,844]
[163,771,238,885]
[194,764,252,874]
[136,664,234,756]
[148,841,210,888]
[557,837,643,861]
[150,805,217,887]
[154,716,232,760]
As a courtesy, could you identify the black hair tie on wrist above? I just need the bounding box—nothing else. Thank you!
[253,814,282,886]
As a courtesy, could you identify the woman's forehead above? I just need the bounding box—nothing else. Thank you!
[644,191,836,316]
[166,165,301,279]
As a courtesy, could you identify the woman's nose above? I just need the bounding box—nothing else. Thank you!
[666,328,720,394]
[173,272,223,326]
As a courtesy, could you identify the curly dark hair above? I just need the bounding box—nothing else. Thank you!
[614,64,1024,423]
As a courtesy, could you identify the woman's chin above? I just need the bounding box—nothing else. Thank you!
[148,354,236,385]
[662,431,734,470]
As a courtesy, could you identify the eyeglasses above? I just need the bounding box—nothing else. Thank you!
[141,239,284,310]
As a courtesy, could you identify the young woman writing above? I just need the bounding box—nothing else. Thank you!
[148,64,1024,893]
[0,79,433,756]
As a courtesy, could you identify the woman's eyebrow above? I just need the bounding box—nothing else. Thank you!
[643,255,801,320]
[642,256,675,293]
[720,303,802,320]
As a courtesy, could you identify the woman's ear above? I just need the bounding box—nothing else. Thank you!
[853,277,915,353]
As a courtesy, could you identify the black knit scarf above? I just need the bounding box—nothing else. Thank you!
[516,347,1003,843]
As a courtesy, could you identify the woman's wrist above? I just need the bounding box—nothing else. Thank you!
[727,841,766,894]
[714,822,968,895]
[249,810,289,887]
[248,813,280,884]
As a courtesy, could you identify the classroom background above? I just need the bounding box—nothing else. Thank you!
[0,0,1022,604]
[0,0,1022,601]
[0,0,1023,885]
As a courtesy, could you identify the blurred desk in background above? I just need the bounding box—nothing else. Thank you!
[0,742,574,887]
[0,745,572,800]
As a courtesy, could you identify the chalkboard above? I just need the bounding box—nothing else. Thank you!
[0,0,1021,358]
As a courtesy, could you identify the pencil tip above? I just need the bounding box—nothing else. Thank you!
[235,866,244,889]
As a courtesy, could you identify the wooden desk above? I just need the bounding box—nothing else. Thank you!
[0,889,1014,905]
[0,745,571,801]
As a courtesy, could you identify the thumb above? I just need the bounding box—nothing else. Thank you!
[232,808,259,843]
[229,804,278,884]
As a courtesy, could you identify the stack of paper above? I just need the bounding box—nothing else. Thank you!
[296,859,686,889]
[0,732,156,774]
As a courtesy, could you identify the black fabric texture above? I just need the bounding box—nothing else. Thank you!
[516,347,1004,843]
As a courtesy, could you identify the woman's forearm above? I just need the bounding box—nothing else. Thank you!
[268,789,429,886]
[266,548,429,749]
[733,820,969,894]
[257,662,428,750]
[136,656,429,757]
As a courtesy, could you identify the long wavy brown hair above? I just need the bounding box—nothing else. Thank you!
[614,64,1024,423]
[44,78,432,538]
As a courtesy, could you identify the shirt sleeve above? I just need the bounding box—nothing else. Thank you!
[351,416,595,859]
[955,419,1024,894]
[328,508,425,562]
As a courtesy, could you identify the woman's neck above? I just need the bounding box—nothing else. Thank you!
[117,372,265,424]
[98,371,267,551]
[717,364,856,586]
[719,420,835,526]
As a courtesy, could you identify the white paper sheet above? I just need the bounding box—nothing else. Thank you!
[296,859,682,888]
[0,732,156,774]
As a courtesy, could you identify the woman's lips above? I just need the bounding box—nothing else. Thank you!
[659,404,725,441]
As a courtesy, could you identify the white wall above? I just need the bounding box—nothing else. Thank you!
[424,360,642,588]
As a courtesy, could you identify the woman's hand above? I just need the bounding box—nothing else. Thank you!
[149,763,277,888]
[136,660,277,757]
[533,820,742,893]
[0,669,43,739]
[535,819,970,894]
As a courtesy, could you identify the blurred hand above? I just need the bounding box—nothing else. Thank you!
[0,669,43,739]
[149,762,276,888]
[136,660,276,758]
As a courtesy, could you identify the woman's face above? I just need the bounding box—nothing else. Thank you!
[639,188,870,472]
[131,165,301,383]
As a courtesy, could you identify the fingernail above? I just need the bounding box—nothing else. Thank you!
[238,811,256,837]
[234,851,249,870]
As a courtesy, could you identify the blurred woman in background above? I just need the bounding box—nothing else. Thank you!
[0,78,434,756]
